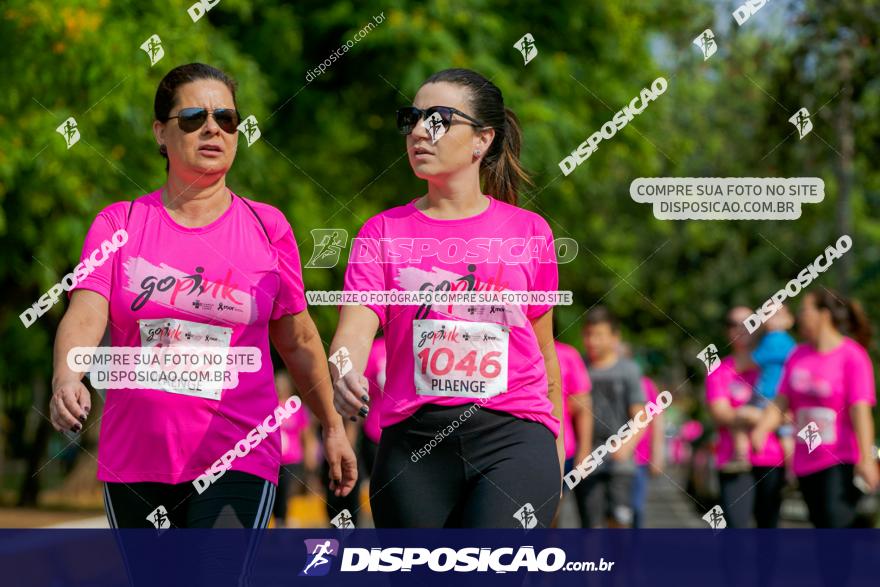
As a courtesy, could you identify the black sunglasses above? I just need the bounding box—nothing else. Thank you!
[165,107,240,134]
[396,106,486,136]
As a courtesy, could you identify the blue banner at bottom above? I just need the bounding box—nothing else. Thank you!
[1,529,877,586]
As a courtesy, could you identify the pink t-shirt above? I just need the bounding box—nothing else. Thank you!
[706,356,785,469]
[555,342,591,459]
[280,402,311,465]
[343,196,560,436]
[71,189,307,484]
[634,376,659,465]
[778,337,876,477]
[362,337,387,444]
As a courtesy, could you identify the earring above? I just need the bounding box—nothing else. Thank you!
[159,144,168,156]
[473,149,482,157]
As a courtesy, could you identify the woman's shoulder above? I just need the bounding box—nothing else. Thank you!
[840,336,871,363]
[92,191,158,227]
[490,197,552,232]
[708,355,737,381]
[356,202,418,234]
[235,195,296,240]
[95,200,132,219]
[236,195,285,221]
[780,342,806,358]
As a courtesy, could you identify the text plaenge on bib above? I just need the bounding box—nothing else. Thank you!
[413,319,509,399]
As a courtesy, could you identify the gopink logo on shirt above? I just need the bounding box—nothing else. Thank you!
[789,368,833,397]
[396,263,526,327]
[124,257,257,324]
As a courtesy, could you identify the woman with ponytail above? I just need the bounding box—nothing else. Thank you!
[753,289,878,527]
[329,68,564,527]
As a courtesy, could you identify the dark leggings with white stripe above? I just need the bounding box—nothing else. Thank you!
[370,404,562,528]
[104,470,275,528]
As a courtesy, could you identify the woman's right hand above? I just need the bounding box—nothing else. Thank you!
[51,291,107,434]
[332,369,370,421]
[50,379,91,433]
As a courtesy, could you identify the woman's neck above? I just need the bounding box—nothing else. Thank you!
[814,326,844,352]
[418,174,487,219]
[732,349,754,372]
[162,175,230,227]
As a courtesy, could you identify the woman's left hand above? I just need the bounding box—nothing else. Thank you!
[323,423,358,497]
[854,456,879,493]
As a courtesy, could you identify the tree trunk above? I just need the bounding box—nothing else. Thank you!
[833,48,854,294]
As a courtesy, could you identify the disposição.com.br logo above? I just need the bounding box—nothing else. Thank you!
[298,538,612,575]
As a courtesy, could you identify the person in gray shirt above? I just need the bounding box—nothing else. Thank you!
[576,306,646,528]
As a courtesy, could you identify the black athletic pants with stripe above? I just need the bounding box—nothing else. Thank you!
[103,471,274,586]
[103,470,275,528]
[370,403,562,528]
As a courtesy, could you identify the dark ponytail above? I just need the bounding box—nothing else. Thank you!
[846,299,873,350]
[154,63,238,172]
[811,288,873,349]
[422,68,532,205]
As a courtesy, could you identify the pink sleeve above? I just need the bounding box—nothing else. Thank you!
[642,377,659,403]
[557,349,573,397]
[70,202,129,301]
[343,217,387,326]
[364,351,377,380]
[526,217,558,320]
[846,344,876,406]
[270,219,307,319]
[569,351,591,396]
[296,404,311,429]
[364,344,380,382]
[705,365,729,404]
[283,403,309,432]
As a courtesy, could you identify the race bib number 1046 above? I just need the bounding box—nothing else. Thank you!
[412,319,509,399]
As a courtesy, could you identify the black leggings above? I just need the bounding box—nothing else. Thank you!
[370,403,561,528]
[104,470,275,528]
[272,464,306,523]
[798,464,861,528]
[718,466,784,528]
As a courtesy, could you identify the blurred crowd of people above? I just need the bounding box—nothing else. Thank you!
[273,290,877,529]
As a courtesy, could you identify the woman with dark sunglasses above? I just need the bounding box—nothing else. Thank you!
[49,63,357,529]
[329,68,564,527]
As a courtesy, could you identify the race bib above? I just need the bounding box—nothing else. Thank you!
[138,317,232,400]
[412,319,508,399]
[795,407,837,445]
